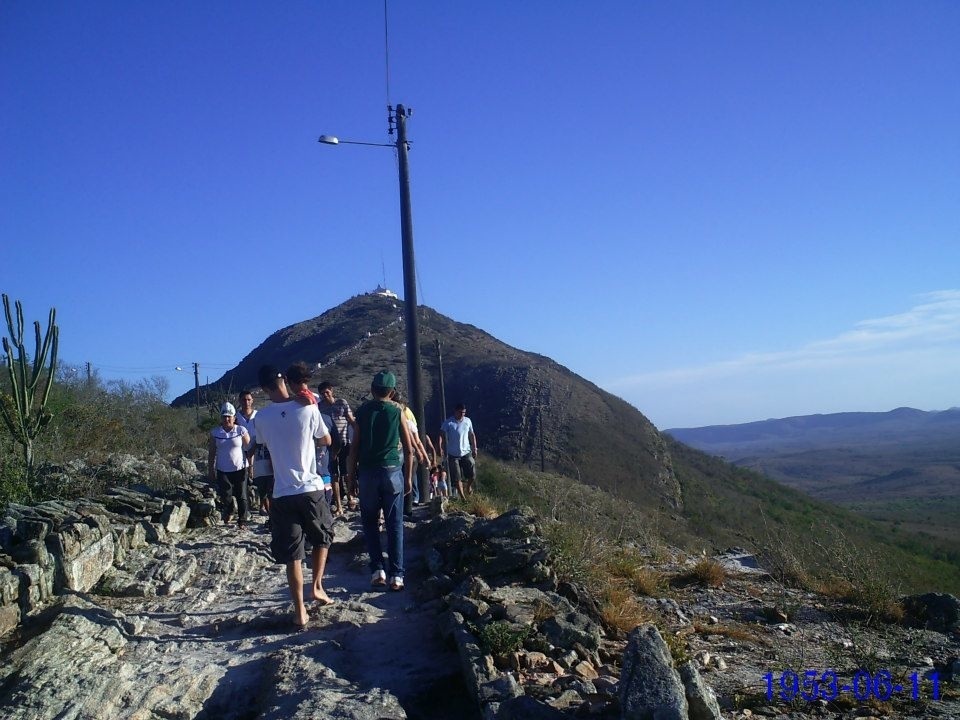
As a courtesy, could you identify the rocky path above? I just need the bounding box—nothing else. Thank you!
[0,507,478,720]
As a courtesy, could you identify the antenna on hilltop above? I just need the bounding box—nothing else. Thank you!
[381,251,387,289]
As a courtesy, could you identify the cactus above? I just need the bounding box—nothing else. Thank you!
[0,294,59,478]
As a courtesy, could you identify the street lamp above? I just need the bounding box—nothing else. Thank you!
[319,104,429,510]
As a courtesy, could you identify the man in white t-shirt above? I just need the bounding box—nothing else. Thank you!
[254,364,334,628]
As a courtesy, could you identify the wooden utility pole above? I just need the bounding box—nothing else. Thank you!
[193,362,200,426]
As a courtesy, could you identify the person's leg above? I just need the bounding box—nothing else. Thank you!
[233,471,249,525]
[382,466,405,582]
[447,455,465,500]
[264,477,274,516]
[462,455,477,496]
[310,545,332,604]
[358,469,385,578]
[300,491,335,604]
[286,560,308,626]
[217,471,234,523]
[271,496,307,626]
[331,473,342,513]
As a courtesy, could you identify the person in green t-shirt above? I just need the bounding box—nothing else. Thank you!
[347,370,414,591]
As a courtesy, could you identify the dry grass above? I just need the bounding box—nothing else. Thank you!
[606,548,664,596]
[455,493,501,519]
[532,599,556,624]
[693,621,768,646]
[542,521,606,586]
[818,577,905,623]
[672,558,728,588]
[599,582,653,633]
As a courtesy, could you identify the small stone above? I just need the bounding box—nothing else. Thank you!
[714,656,727,671]
[707,615,719,624]
[525,651,549,669]
[741,710,752,717]
[547,690,582,709]
[573,661,599,680]
[921,656,934,666]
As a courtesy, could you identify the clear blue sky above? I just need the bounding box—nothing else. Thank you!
[3,2,959,429]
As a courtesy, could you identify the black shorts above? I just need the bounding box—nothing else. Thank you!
[254,475,275,499]
[270,491,334,563]
[330,443,351,478]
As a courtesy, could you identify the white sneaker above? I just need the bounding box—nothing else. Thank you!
[389,576,404,591]
[371,569,387,587]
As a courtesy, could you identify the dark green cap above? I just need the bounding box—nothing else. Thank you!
[373,370,396,389]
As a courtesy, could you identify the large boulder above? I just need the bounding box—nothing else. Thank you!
[618,624,688,720]
[47,520,115,592]
[901,593,960,633]
[678,661,722,720]
[0,566,20,635]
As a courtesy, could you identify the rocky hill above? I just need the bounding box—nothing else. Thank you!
[173,292,680,510]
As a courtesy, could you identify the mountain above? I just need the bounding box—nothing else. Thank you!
[666,409,960,547]
[173,292,681,510]
[666,407,960,454]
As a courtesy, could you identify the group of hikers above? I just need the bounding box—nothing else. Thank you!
[206,362,478,626]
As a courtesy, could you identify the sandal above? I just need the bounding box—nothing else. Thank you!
[389,576,404,591]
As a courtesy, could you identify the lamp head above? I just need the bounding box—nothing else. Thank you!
[318,135,340,145]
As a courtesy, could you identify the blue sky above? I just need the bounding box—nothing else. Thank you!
[2,2,959,429]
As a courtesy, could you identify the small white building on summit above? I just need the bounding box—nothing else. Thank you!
[370,285,399,299]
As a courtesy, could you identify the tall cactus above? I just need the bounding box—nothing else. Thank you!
[0,294,59,477]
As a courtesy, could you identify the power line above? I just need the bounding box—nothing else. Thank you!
[383,0,392,110]
[85,361,239,372]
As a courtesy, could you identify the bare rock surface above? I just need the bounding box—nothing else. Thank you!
[3,484,959,720]
[0,510,475,720]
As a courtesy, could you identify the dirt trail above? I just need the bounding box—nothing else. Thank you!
[0,506,479,720]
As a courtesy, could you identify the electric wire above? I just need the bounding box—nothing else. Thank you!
[383,0,392,111]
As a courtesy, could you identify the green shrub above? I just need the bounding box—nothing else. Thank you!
[472,620,530,656]
[1,372,206,505]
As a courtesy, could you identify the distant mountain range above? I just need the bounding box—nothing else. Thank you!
[666,408,960,544]
[667,407,960,454]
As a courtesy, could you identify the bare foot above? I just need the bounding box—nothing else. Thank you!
[293,605,309,627]
[310,583,334,606]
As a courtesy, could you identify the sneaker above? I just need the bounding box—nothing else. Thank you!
[371,569,387,587]
[389,576,404,591]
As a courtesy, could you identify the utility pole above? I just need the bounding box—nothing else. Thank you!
[393,104,430,510]
[85,361,92,385]
[435,337,447,431]
[538,405,545,472]
[193,362,200,426]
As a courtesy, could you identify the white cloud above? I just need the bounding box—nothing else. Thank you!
[605,291,960,427]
